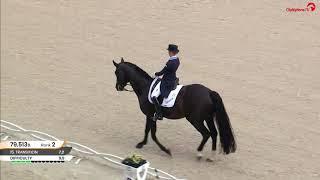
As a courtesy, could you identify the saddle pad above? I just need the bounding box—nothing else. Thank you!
[148,78,183,108]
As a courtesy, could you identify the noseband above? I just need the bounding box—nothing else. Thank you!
[123,83,134,92]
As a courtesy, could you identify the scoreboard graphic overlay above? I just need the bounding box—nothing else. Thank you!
[0,141,73,163]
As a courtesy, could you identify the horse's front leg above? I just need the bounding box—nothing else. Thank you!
[136,116,152,149]
[150,120,172,156]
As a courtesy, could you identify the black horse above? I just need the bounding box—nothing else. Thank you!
[113,58,236,157]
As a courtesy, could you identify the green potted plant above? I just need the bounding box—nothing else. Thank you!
[122,154,150,180]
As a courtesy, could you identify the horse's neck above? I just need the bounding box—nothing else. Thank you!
[129,74,152,97]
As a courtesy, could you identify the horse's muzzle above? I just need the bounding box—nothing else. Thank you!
[116,84,124,91]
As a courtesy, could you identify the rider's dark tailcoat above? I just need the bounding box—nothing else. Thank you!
[156,56,180,98]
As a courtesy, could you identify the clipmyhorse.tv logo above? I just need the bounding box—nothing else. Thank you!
[286,2,316,12]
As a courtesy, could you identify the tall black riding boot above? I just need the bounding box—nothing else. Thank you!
[151,97,163,121]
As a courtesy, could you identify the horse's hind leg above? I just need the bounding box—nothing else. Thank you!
[189,118,211,159]
[205,115,218,151]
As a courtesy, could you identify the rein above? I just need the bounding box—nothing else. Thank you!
[123,76,157,92]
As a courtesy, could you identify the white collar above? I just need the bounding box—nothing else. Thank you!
[169,55,178,60]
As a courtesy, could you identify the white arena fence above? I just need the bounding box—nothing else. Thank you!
[0,119,185,180]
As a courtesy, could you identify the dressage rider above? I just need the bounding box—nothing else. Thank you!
[151,44,180,121]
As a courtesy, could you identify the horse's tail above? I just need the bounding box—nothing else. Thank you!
[210,91,237,154]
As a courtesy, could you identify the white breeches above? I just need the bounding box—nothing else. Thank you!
[151,82,161,98]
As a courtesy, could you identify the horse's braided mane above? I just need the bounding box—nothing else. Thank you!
[123,62,151,79]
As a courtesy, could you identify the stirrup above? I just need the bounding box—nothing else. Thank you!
[153,113,163,121]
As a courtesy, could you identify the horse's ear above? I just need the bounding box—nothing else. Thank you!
[121,57,124,63]
[113,60,119,67]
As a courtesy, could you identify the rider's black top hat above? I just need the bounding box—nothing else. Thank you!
[167,44,179,52]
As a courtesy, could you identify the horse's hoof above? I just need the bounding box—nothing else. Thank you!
[197,152,203,161]
[165,149,172,156]
[136,142,145,149]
